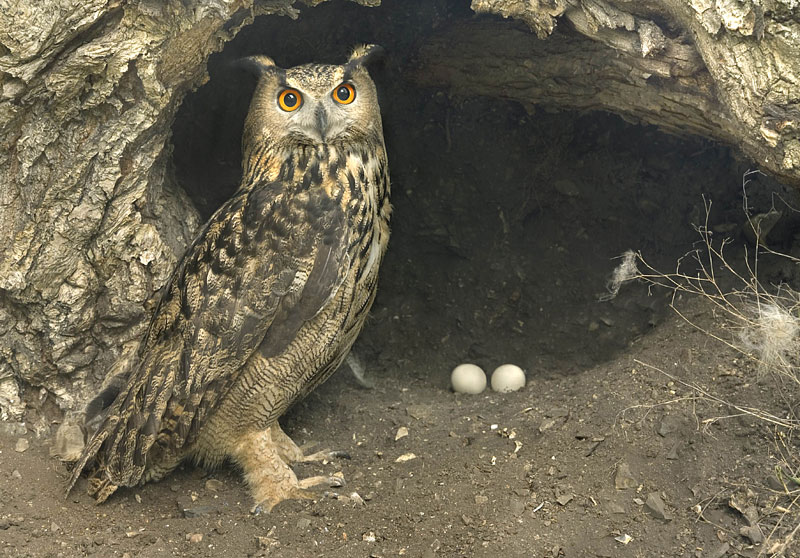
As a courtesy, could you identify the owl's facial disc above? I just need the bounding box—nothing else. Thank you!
[282,95,353,144]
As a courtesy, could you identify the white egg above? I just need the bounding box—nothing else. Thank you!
[450,363,487,394]
[491,364,526,393]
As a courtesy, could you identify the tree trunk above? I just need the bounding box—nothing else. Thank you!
[1,0,798,423]
[418,1,800,185]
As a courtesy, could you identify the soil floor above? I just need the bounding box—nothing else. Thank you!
[3,2,800,556]
[3,296,799,557]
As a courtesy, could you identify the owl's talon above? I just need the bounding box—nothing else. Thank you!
[298,474,345,490]
[301,448,351,462]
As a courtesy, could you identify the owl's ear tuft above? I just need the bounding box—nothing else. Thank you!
[232,55,280,77]
[346,44,385,70]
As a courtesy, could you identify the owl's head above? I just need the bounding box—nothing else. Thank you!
[239,45,385,152]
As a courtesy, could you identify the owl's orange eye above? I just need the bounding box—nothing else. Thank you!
[278,89,302,112]
[333,83,356,105]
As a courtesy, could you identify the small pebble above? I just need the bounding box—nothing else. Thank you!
[740,524,764,544]
[11,470,21,480]
[614,534,633,545]
[256,535,278,550]
[349,492,366,506]
[657,416,679,437]
[614,463,637,490]
[706,543,730,558]
[179,505,214,518]
[14,438,29,453]
[645,492,671,520]
[767,475,785,491]
[666,442,680,460]
[605,500,626,514]
[509,499,526,515]
[394,427,409,441]
[204,479,224,492]
[186,533,203,543]
[51,420,85,461]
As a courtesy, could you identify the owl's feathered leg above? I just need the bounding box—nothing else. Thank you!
[233,427,345,513]
[272,423,351,463]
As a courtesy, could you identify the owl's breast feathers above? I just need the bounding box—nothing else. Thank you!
[67,140,388,497]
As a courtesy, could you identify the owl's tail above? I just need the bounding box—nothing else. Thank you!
[64,414,117,498]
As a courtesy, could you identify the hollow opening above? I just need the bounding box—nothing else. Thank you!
[171,0,800,386]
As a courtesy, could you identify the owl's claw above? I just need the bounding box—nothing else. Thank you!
[299,474,345,490]
[302,448,351,462]
[249,474,345,514]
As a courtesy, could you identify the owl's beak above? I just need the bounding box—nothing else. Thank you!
[315,105,329,141]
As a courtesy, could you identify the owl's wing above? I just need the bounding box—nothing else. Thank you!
[67,181,349,493]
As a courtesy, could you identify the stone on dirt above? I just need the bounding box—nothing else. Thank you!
[14,438,28,453]
[204,478,224,492]
[256,535,279,550]
[51,419,85,461]
[705,542,730,558]
[644,492,671,520]
[739,524,764,544]
[614,463,637,490]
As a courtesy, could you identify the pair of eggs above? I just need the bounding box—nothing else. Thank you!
[451,363,525,394]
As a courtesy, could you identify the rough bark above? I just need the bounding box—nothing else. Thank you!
[418,0,800,185]
[1,0,798,422]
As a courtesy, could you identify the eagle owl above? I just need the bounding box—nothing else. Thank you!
[66,45,391,512]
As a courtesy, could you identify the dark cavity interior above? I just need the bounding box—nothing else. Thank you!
[171,0,800,385]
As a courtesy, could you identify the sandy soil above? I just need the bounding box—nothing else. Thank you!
[3,2,800,556]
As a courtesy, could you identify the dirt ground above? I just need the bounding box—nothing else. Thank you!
[3,1,800,557]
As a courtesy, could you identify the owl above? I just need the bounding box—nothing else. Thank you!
[66,45,391,513]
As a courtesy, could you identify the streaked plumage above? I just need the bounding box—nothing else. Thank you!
[66,45,391,512]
